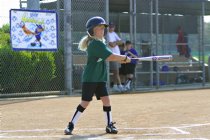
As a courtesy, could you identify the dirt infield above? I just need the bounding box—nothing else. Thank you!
[1,89,210,140]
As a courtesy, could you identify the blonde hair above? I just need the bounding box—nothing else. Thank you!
[78,35,106,51]
[78,35,92,51]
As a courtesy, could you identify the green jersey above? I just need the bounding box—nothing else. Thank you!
[82,39,112,82]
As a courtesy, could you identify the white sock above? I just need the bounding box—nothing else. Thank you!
[103,106,112,125]
[104,111,112,125]
[126,81,131,86]
[71,105,85,125]
[71,111,82,125]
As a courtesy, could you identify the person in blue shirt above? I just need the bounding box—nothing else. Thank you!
[122,41,138,90]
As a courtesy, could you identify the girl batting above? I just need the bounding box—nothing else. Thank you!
[64,16,131,135]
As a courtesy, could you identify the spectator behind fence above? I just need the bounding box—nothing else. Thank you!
[176,26,192,65]
[107,22,125,92]
[119,41,138,91]
[176,26,186,56]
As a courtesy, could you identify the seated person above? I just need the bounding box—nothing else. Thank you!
[120,41,138,90]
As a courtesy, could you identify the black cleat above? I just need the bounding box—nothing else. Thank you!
[64,122,74,135]
[31,42,36,46]
[106,122,118,134]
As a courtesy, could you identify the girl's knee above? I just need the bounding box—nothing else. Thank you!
[101,96,110,106]
[80,100,90,108]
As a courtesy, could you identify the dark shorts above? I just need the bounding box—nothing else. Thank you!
[126,63,136,74]
[119,63,136,75]
[82,82,109,101]
[119,64,127,75]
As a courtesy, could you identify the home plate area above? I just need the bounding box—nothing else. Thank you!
[1,90,210,140]
[1,123,210,140]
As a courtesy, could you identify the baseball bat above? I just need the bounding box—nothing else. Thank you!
[131,55,173,62]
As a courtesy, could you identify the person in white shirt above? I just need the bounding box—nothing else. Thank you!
[107,22,125,92]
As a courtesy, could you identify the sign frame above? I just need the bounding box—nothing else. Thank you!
[10,9,58,51]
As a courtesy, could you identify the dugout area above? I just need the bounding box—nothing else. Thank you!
[66,0,210,91]
[40,0,210,92]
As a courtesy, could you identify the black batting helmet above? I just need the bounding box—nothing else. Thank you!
[86,16,108,36]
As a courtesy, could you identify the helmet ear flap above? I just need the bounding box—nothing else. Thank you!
[87,28,94,36]
[104,28,108,36]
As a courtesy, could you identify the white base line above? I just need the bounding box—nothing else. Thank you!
[178,123,210,129]
[143,133,183,136]
[0,122,209,139]
[1,122,209,133]
[0,136,208,140]
[0,135,68,139]
[170,127,190,134]
[1,128,168,133]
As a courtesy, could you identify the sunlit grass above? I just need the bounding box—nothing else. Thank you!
[192,55,209,64]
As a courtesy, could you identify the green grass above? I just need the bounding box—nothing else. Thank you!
[192,55,209,64]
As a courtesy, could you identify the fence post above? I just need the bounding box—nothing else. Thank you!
[105,0,111,92]
[155,0,160,88]
[208,56,210,82]
[27,0,40,10]
[201,2,206,86]
[64,0,73,95]
[150,0,154,87]
[130,0,134,43]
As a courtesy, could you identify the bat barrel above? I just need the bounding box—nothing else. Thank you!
[131,55,173,62]
[153,55,173,61]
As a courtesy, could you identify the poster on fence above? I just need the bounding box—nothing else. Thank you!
[10,9,58,51]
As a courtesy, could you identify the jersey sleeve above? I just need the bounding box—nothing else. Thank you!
[92,41,113,60]
[131,48,138,56]
[129,48,139,64]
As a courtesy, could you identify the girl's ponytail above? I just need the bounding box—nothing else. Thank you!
[78,35,92,51]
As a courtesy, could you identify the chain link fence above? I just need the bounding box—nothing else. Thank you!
[71,0,107,91]
[109,0,208,89]
[0,0,209,97]
[133,0,206,88]
[0,0,65,96]
[0,0,107,96]
[155,0,203,87]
